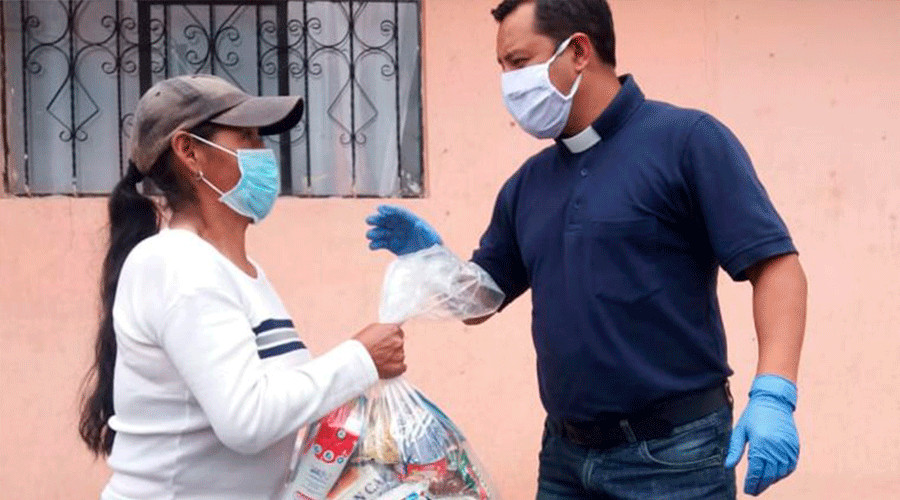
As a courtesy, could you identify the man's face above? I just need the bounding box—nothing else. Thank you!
[496,3,577,94]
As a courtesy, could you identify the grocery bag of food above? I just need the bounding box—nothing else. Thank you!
[282,245,504,500]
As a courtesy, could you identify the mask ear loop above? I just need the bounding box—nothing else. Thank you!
[194,170,226,197]
[187,133,233,197]
[546,35,582,100]
[548,35,576,65]
[189,133,238,158]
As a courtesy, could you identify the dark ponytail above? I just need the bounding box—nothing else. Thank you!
[79,123,216,456]
[79,161,158,456]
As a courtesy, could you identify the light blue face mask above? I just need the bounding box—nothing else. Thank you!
[190,134,280,223]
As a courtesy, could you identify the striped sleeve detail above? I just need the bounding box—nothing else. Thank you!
[252,319,295,335]
[252,318,305,359]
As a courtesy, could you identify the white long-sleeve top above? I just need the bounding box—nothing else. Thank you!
[101,229,378,500]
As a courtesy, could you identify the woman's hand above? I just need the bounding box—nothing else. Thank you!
[353,323,406,379]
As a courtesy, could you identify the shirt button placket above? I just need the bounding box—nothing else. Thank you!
[573,167,588,211]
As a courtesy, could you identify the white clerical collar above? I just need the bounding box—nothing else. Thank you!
[560,126,601,153]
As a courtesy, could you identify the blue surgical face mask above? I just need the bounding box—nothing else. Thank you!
[190,133,280,223]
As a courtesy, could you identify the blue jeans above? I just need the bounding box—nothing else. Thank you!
[537,406,736,499]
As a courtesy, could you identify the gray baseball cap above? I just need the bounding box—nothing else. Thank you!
[129,74,304,173]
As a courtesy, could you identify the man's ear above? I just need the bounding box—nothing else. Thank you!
[571,32,593,72]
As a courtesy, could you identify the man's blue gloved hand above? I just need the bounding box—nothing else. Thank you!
[725,374,800,496]
[365,205,443,256]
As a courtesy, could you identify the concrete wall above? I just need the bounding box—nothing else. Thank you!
[2,1,898,498]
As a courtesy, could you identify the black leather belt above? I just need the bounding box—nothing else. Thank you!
[553,382,733,451]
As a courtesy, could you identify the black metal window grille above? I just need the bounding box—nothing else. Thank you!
[3,0,423,197]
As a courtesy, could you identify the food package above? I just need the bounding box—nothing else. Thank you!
[285,398,367,500]
[282,246,504,500]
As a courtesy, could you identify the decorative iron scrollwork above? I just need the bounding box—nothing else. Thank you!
[11,0,422,196]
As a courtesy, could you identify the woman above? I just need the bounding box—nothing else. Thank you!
[78,74,405,499]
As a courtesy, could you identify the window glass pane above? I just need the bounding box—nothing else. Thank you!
[4,0,423,197]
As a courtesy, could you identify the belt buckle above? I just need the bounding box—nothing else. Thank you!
[562,421,616,449]
[561,421,586,446]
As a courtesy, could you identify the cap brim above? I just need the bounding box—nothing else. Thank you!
[208,95,304,136]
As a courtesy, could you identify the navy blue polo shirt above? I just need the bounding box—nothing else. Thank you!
[471,75,796,421]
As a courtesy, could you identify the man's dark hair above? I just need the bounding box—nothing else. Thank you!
[492,0,616,67]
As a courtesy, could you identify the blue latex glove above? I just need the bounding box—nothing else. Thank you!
[725,374,800,496]
[365,205,443,256]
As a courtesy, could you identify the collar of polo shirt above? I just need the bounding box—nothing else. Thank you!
[557,75,645,155]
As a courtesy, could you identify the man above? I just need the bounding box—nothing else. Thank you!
[366,1,806,498]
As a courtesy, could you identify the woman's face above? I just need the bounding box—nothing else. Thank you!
[197,126,264,193]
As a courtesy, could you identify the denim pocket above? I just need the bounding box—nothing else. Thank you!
[638,410,727,469]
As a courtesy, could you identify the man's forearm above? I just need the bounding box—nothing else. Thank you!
[747,253,807,382]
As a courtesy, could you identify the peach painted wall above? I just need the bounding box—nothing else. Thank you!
[2,1,898,498]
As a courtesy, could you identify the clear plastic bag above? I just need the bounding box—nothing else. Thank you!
[282,246,504,500]
[378,245,505,324]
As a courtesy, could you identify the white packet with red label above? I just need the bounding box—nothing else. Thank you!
[284,397,366,500]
